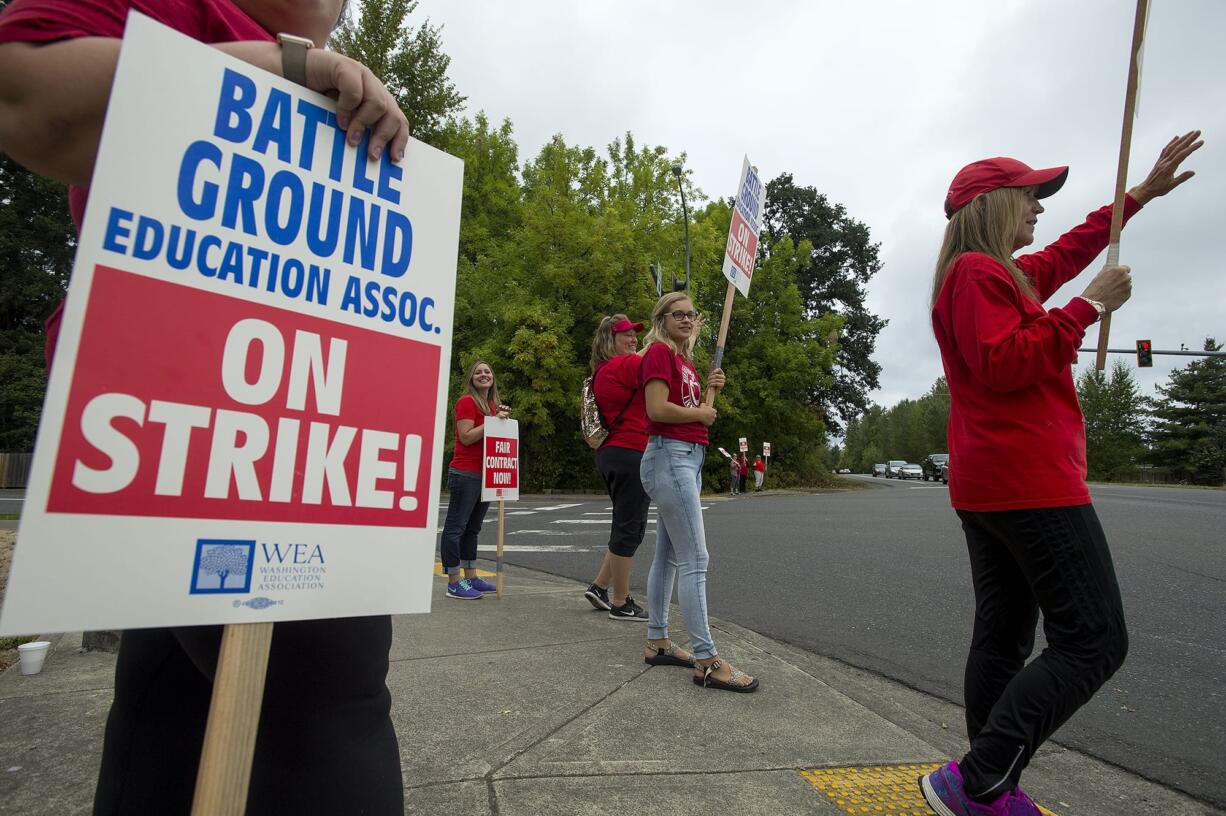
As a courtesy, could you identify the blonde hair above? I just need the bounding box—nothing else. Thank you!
[463,359,500,415]
[642,292,694,359]
[932,186,1036,307]
[589,313,630,374]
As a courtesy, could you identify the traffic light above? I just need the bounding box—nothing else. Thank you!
[1136,339,1153,368]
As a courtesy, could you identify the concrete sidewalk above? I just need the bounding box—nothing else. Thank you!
[0,564,1218,815]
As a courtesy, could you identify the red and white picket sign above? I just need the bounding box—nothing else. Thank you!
[738,436,749,453]
[481,417,520,502]
[763,442,771,458]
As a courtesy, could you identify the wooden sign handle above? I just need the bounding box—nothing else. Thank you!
[1095,0,1149,370]
[192,622,275,816]
[704,281,737,407]
[496,499,505,597]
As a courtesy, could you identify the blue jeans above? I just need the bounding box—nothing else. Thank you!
[640,436,716,659]
[439,468,488,577]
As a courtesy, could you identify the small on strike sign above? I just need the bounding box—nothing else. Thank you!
[481,417,519,502]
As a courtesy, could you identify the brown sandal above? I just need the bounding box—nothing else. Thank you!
[644,642,695,668]
[693,658,759,693]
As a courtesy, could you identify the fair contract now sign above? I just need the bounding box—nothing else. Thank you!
[0,14,464,634]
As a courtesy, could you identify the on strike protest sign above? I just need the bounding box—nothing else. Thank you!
[738,437,749,453]
[481,417,520,502]
[763,442,772,457]
[721,156,767,297]
[0,14,463,635]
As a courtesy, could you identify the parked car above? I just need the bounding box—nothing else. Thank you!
[939,460,950,484]
[872,463,887,477]
[921,453,949,481]
[897,463,923,480]
[885,460,907,478]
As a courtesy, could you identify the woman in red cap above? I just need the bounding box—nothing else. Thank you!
[920,131,1202,816]
[584,314,653,620]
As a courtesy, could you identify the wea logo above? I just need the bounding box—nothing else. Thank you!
[256,542,327,593]
[190,539,255,594]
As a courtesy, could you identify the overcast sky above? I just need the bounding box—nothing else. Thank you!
[412,0,1224,407]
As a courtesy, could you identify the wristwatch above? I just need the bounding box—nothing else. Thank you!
[1077,296,1107,321]
[276,33,314,87]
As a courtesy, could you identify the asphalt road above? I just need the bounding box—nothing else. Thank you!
[447,478,1226,808]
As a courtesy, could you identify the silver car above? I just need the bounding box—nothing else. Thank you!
[897,463,923,480]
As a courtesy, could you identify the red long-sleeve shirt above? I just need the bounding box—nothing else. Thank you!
[932,196,1141,512]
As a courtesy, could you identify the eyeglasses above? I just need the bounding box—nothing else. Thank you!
[667,311,700,322]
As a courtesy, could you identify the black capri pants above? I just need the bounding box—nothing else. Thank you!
[93,616,403,815]
[955,504,1128,800]
[596,444,651,557]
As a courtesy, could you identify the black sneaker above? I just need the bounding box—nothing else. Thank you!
[584,583,611,611]
[609,596,648,621]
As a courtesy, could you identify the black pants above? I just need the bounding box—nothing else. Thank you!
[439,468,488,575]
[597,445,650,557]
[956,505,1128,800]
[94,617,403,816]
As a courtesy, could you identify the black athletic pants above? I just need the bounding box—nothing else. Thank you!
[596,445,650,557]
[956,504,1128,800]
[93,616,403,815]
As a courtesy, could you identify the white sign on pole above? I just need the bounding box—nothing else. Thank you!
[738,437,748,453]
[763,442,771,457]
[721,156,767,297]
[717,447,732,459]
[0,14,463,635]
[481,417,520,502]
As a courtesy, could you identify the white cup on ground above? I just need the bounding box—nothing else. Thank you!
[17,641,51,676]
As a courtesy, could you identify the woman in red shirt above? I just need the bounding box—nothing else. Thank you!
[582,314,651,621]
[920,133,1202,816]
[441,360,510,600]
[0,2,412,813]
[639,291,757,693]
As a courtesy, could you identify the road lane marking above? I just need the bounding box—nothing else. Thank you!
[534,503,584,511]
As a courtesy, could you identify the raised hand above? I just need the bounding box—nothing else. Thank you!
[1128,130,1203,204]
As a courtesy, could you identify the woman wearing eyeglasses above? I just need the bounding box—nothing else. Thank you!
[638,291,758,693]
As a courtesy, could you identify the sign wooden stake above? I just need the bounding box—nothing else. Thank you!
[1095,0,1149,370]
[496,499,505,597]
[191,621,274,815]
[705,281,737,406]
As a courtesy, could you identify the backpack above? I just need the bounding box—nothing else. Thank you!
[580,374,638,450]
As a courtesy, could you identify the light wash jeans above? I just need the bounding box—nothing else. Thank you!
[640,436,716,659]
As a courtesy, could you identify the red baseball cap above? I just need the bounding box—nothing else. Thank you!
[611,318,643,334]
[944,157,1068,218]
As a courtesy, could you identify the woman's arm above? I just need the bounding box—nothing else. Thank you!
[455,418,482,446]
[0,37,409,186]
[644,380,716,426]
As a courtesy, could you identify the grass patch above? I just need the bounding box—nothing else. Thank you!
[0,635,37,650]
[0,513,19,520]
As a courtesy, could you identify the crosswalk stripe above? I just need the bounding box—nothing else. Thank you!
[534,503,584,511]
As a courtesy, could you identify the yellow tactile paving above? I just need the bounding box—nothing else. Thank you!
[433,561,497,578]
[800,764,1058,815]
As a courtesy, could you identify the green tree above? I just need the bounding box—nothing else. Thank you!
[0,153,75,449]
[1148,339,1226,485]
[1076,361,1148,481]
[329,0,465,147]
[763,173,888,434]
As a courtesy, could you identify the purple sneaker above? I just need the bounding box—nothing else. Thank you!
[446,579,483,600]
[919,761,1012,815]
[1005,787,1042,815]
[468,576,498,594]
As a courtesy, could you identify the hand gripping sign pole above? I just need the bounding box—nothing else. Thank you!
[1095,0,1150,370]
[482,417,521,597]
[705,157,767,406]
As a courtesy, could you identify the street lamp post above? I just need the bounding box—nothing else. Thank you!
[671,162,690,292]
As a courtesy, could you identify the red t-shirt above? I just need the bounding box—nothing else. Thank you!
[932,196,1141,512]
[593,354,647,452]
[0,0,274,365]
[640,342,707,445]
[753,460,765,473]
[449,394,492,474]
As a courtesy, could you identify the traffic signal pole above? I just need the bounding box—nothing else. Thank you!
[1080,348,1226,358]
